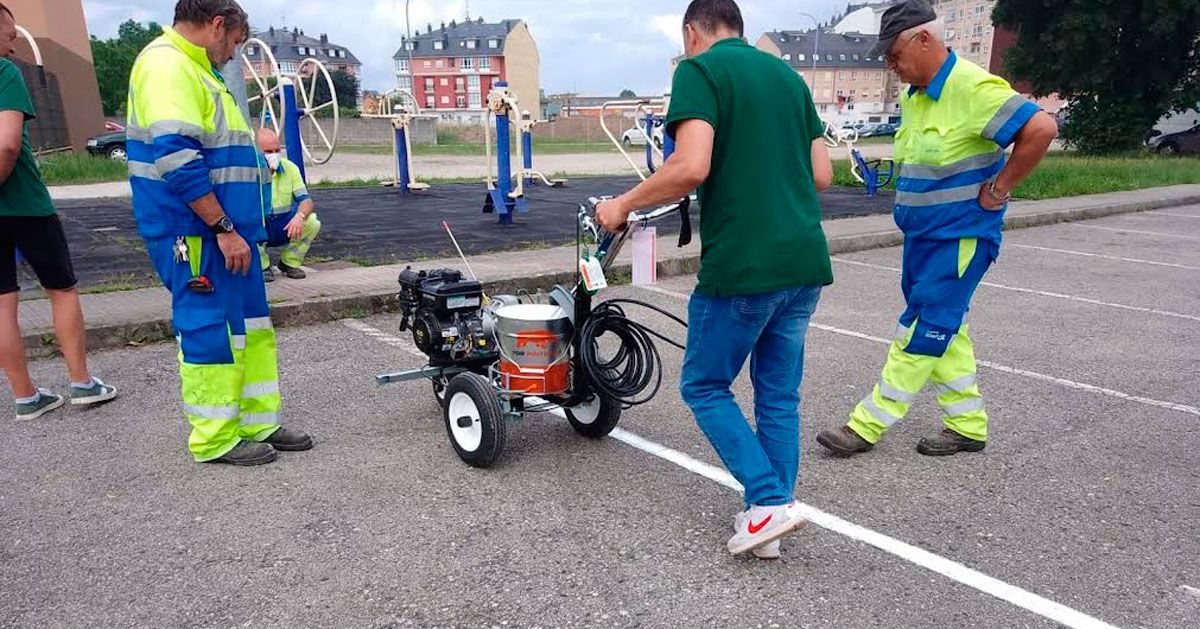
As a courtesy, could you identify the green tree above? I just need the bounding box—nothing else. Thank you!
[619,89,637,99]
[311,69,360,116]
[90,20,161,116]
[994,0,1200,154]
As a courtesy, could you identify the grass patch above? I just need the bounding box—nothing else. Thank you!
[80,273,155,295]
[39,153,127,186]
[345,256,389,268]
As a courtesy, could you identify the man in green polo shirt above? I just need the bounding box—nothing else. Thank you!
[0,3,116,420]
[595,0,833,558]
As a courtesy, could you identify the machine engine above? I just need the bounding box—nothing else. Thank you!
[397,267,503,366]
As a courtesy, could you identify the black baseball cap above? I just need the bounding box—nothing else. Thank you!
[869,0,938,58]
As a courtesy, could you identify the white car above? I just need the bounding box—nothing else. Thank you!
[621,125,664,148]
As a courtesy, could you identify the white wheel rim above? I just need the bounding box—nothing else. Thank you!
[295,58,339,165]
[448,392,483,452]
[241,37,282,135]
[110,148,127,162]
[571,397,602,425]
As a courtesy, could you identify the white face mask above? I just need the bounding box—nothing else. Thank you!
[264,153,281,171]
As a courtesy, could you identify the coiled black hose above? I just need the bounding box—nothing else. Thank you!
[577,299,688,408]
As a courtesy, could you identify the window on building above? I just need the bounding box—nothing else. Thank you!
[820,104,829,112]
[479,57,491,70]
[339,50,346,58]
[853,53,860,61]
[798,53,806,61]
[397,59,409,71]
[426,96,435,108]
[851,71,857,79]
[440,77,449,86]
[423,60,432,68]
[434,40,445,50]
[456,77,465,90]
[457,96,466,108]
[469,92,482,108]
[972,24,983,36]
[441,95,450,105]
[850,89,856,95]
[280,61,298,74]
[466,40,477,49]
[461,57,474,70]
[839,53,846,61]
[435,60,445,68]
[970,42,982,53]
[948,10,958,21]
[837,71,845,79]
[398,76,412,91]
[975,4,986,15]
[246,46,256,56]
[405,42,415,51]
[836,89,844,96]
[783,53,791,61]
[424,78,434,91]
[826,54,834,61]
[468,75,481,89]
[488,38,500,49]
[848,103,855,110]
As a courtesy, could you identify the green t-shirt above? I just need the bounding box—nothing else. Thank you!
[0,57,55,217]
[666,38,833,296]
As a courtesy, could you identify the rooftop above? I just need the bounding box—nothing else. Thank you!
[250,26,361,66]
[392,18,523,59]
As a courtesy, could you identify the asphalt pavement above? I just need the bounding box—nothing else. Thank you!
[1,208,1197,628]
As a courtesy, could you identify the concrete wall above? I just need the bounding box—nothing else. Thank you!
[301,116,437,147]
[10,0,105,151]
[502,22,540,117]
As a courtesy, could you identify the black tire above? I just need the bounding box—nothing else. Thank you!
[431,377,448,407]
[443,373,507,467]
[1157,142,1179,156]
[622,137,632,147]
[564,394,621,439]
[106,145,128,162]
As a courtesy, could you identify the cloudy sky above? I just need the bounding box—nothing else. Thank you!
[82,0,847,94]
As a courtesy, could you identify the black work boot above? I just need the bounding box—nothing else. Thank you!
[916,429,986,456]
[816,425,875,457]
[263,267,276,283]
[210,441,277,466]
[277,261,306,279]
[262,427,313,451]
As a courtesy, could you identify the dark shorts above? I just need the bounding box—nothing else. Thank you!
[0,215,78,294]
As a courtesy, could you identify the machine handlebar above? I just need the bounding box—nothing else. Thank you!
[580,197,692,272]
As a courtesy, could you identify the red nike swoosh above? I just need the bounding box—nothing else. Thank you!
[747,515,772,534]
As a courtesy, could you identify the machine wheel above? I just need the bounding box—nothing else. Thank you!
[564,394,621,439]
[443,373,507,467]
[106,145,127,162]
[431,377,448,406]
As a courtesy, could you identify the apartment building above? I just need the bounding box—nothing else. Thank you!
[243,26,362,77]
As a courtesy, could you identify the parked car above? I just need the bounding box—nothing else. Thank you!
[858,123,897,137]
[621,125,664,148]
[86,130,127,161]
[1147,124,1200,155]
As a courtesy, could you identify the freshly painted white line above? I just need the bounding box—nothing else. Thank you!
[831,257,1200,323]
[1005,243,1200,271]
[1073,224,1200,241]
[346,315,1120,629]
[637,284,1200,418]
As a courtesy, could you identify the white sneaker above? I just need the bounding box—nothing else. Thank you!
[734,511,783,559]
[728,502,805,556]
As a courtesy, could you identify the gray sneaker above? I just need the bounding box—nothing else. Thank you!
[71,378,118,406]
[15,389,65,421]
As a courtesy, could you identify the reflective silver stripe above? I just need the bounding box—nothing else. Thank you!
[983,94,1029,141]
[183,403,240,420]
[128,124,255,150]
[295,185,310,198]
[246,317,274,330]
[231,335,247,350]
[210,167,263,185]
[241,412,279,424]
[896,182,981,207]
[935,374,978,394]
[271,205,293,215]
[942,398,985,417]
[242,382,280,398]
[899,151,1002,180]
[128,161,162,181]
[895,323,910,341]
[155,148,202,174]
[878,381,916,404]
[861,396,903,427]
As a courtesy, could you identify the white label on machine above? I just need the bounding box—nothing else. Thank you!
[441,326,460,338]
[580,256,608,291]
[632,226,657,286]
[445,296,480,309]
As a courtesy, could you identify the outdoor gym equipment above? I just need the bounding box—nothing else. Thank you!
[363,88,429,194]
[240,37,340,181]
[637,105,675,175]
[516,110,566,189]
[481,81,533,224]
[822,118,894,197]
[600,98,668,181]
[375,196,692,468]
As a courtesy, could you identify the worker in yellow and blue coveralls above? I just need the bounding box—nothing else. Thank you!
[817,0,1057,458]
[255,128,321,283]
[127,0,313,466]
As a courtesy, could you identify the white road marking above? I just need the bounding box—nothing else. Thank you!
[1182,585,1200,599]
[92,226,119,232]
[1145,210,1200,220]
[345,315,1120,629]
[637,283,1200,418]
[831,257,1200,323]
[1005,243,1200,271]
[339,318,425,358]
[1073,224,1200,241]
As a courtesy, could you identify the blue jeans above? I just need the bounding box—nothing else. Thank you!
[680,285,823,507]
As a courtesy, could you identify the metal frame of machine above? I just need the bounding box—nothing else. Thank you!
[376,197,691,468]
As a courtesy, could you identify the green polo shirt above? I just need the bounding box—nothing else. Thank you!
[666,38,832,296]
[0,58,55,217]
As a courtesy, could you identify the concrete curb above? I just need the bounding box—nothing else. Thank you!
[22,193,1199,358]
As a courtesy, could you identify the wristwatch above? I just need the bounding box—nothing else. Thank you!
[208,215,235,235]
[985,180,1012,204]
